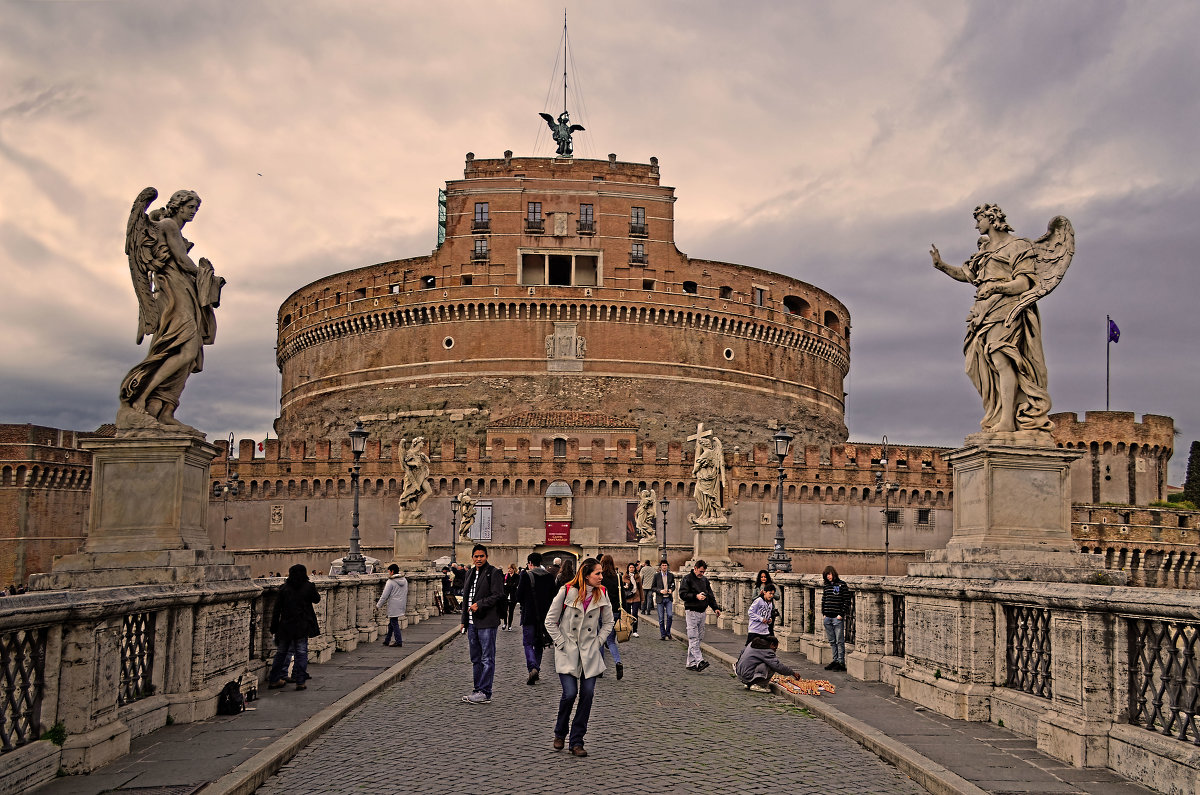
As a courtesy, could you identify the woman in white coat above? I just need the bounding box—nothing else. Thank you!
[376,564,408,647]
[544,557,614,757]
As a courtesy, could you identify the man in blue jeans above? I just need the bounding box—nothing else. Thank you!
[821,565,851,671]
[461,544,505,704]
[651,560,676,640]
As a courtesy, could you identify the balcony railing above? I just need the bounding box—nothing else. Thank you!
[629,223,648,237]
[524,219,544,234]
[577,220,595,235]
[470,250,489,262]
[629,253,648,265]
[472,219,490,232]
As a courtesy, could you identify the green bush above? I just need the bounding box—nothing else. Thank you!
[40,722,66,746]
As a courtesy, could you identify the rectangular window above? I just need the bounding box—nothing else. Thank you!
[461,274,473,286]
[917,508,933,527]
[886,509,901,526]
[525,202,544,233]
[473,202,489,232]
[472,238,489,261]
[642,278,655,291]
[578,203,594,234]
[630,207,647,236]
[752,287,767,307]
[630,242,646,264]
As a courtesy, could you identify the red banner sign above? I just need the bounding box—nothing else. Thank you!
[545,521,571,545]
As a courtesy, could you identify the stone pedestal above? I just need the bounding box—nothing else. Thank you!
[29,435,250,590]
[393,523,431,566]
[688,520,740,570]
[637,539,662,565]
[908,442,1122,584]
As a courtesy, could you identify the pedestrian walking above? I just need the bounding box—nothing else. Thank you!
[461,544,505,704]
[376,563,408,647]
[598,554,624,680]
[503,563,519,630]
[638,560,657,616]
[821,565,851,671]
[268,564,321,691]
[622,562,643,637]
[515,551,556,685]
[679,559,721,671]
[735,635,796,692]
[651,560,676,639]
[544,557,615,757]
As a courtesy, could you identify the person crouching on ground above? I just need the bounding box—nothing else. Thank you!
[746,583,776,646]
[544,557,615,757]
[268,564,321,691]
[821,565,851,671]
[376,563,408,647]
[736,635,796,692]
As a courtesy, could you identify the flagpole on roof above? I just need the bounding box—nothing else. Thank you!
[1106,315,1111,411]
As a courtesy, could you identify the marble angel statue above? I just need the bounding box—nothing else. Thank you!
[117,188,225,434]
[397,437,433,523]
[690,435,728,524]
[457,488,477,541]
[930,204,1074,436]
[634,488,657,540]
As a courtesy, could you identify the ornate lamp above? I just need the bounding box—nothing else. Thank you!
[767,425,794,573]
[343,421,369,574]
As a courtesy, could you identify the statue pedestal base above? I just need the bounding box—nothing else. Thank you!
[909,441,1123,584]
[393,523,431,567]
[687,521,740,570]
[637,540,663,565]
[29,435,250,590]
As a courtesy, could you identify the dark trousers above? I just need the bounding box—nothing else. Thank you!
[627,602,641,633]
[269,636,309,684]
[522,624,544,671]
[555,673,597,748]
[383,617,402,645]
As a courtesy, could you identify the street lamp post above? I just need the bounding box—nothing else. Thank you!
[875,435,899,576]
[658,496,670,563]
[450,495,460,566]
[213,432,239,550]
[343,421,369,574]
[767,425,794,573]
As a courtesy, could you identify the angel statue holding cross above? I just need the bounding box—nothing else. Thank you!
[689,424,728,525]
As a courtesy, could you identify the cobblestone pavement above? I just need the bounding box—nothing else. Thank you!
[257,627,926,795]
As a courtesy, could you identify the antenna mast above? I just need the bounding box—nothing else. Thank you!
[562,9,568,115]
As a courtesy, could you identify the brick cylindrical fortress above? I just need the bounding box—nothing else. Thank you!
[275,154,851,451]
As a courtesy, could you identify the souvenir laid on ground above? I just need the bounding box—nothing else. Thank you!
[774,675,836,696]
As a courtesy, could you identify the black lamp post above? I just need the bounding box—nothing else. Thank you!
[213,431,240,550]
[658,496,670,563]
[343,421,369,574]
[875,435,899,576]
[767,425,794,573]
[450,494,460,566]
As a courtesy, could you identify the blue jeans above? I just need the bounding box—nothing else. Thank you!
[522,624,544,671]
[466,625,497,697]
[383,617,402,645]
[823,616,845,663]
[601,628,621,664]
[657,597,674,637]
[269,636,309,684]
[555,673,597,748]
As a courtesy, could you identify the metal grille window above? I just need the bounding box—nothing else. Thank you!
[1004,604,1053,699]
[630,206,647,236]
[891,595,906,657]
[119,612,156,706]
[0,626,48,752]
[917,508,933,527]
[1128,617,1200,745]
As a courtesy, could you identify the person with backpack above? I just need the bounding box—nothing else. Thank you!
[376,563,408,647]
[268,564,321,690]
[515,551,556,685]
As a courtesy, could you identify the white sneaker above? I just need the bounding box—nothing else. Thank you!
[462,691,491,704]
[632,632,639,638]
[748,683,772,693]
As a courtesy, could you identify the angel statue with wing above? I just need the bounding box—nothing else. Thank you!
[538,110,585,157]
[117,188,225,434]
[690,435,728,524]
[634,488,657,540]
[930,204,1074,436]
[398,437,434,524]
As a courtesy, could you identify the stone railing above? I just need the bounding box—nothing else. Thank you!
[702,570,1200,795]
[0,571,441,795]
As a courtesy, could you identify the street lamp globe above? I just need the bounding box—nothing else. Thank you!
[349,420,368,458]
[772,425,794,460]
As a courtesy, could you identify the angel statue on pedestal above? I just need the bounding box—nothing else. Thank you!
[634,488,657,541]
[539,110,585,157]
[117,188,225,435]
[689,435,728,525]
[930,204,1074,438]
[398,437,433,524]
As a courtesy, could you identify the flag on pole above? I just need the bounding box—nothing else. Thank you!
[1107,318,1120,344]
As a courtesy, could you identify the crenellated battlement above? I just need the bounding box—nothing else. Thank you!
[1051,411,1175,455]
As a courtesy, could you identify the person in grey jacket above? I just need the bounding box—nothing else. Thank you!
[735,635,797,692]
[376,564,408,647]
[544,557,615,757]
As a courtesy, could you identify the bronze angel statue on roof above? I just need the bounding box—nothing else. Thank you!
[539,110,584,157]
[930,204,1075,437]
[117,187,225,435]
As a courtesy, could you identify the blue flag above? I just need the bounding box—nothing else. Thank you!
[1107,318,1120,344]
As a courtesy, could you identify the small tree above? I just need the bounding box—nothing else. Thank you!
[1184,441,1200,506]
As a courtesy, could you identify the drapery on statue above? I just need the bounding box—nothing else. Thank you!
[634,489,657,540]
[397,437,433,523]
[538,110,585,157]
[930,204,1074,436]
[457,487,476,541]
[117,187,225,435]
[689,435,728,524]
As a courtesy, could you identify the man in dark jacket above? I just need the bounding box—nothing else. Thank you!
[679,560,721,671]
[268,564,321,690]
[821,565,851,671]
[461,544,505,704]
[736,635,797,692]
[650,560,676,640]
[514,551,556,685]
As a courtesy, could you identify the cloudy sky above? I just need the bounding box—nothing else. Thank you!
[1,1,1196,484]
